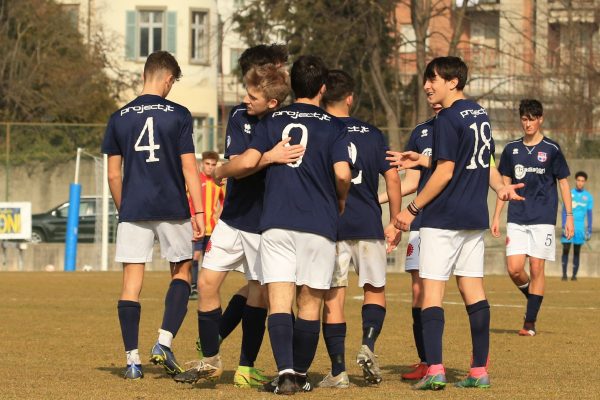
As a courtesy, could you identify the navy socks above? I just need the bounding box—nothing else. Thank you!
[422,307,444,365]
[118,300,140,351]
[412,307,426,363]
[220,294,247,340]
[239,305,267,367]
[323,322,346,376]
[268,313,294,372]
[198,307,222,357]
[293,318,320,374]
[160,279,190,337]
[466,300,490,368]
[361,304,386,352]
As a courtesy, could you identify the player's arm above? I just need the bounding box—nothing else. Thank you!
[107,155,123,211]
[215,149,262,180]
[393,159,454,232]
[383,168,402,252]
[182,153,205,239]
[490,173,511,238]
[334,161,351,215]
[586,198,593,240]
[386,150,431,170]
[558,177,574,240]
[232,137,305,179]
[379,167,421,204]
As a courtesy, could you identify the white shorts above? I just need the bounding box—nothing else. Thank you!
[404,231,421,272]
[115,220,192,263]
[260,229,336,290]
[506,223,556,261]
[419,228,485,281]
[330,240,387,288]
[201,220,260,280]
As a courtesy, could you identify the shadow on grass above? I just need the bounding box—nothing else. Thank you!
[491,328,555,335]
[382,365,466,384]
[96,364,186,380]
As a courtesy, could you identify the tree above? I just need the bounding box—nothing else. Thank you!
[0,0,123,123]
[234,0,406,150]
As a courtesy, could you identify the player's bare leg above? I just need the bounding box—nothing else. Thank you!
[507,254,530,297]
[319,287,349,388]
[293,285,324,392]
[455,276,491,388]
[403,271,428,380]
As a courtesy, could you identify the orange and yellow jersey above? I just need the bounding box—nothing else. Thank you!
[188,172,225,235]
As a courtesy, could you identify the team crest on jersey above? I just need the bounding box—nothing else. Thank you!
[244,124,252,134]
[421,129,428,137]
[537,152,547,162]
[513,148,519,155]
[406,243,414,257]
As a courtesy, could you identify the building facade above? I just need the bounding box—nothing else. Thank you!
[57,0,220,154]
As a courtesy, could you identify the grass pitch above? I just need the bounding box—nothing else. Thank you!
[1,271,598,399]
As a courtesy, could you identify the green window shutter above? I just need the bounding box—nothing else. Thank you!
[166,11,177,54]
[125,11,136,59]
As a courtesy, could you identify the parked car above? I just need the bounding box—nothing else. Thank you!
[31,196,118,243]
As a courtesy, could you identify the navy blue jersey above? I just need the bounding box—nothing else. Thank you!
[421,99,495,230]
[249,103,350,241]
[498,137,570,225]
[337,117,393,241]
[219,104,265,234]
[404,117,435,231]
[101,94,195,221]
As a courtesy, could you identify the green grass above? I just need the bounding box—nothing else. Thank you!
[1,272,598,399]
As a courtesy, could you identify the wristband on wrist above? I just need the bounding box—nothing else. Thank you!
[566,213,573,216]
[195,211,204,215]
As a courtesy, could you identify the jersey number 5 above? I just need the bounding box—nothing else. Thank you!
[466,121,492,170]
[282,123,308,168]
[135,117,161,163]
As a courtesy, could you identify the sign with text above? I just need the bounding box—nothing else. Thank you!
[0,202,32,240]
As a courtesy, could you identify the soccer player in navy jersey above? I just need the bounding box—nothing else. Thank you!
[384,102,441,381]
[215,55,352,395]
[174,62,303,387]
[316,69,401,388]
[101,51,205,380]
[491,99,574,336]
[390,57,524,390]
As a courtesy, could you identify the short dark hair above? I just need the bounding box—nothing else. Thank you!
[238,44,288,76]
[575,171,588,180]
[244,64,290,105]
[144,51,182,80]
[322,70,354,106]
[519,99,544,118]
[201,151,219,161]
[424,56,468,90]
[290,55,328,99]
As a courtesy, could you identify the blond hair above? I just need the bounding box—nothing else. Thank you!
[243,64,290,105]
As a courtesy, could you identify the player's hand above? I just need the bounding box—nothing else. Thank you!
[393,208,415,232]
[564,215,574,240]
[497,183,525,201]
[191,213,205,240]
[384,223,401,253]
[586,231,592,241]
[386,150,421,170]
[491,217,501,238]
[267,137,305,165]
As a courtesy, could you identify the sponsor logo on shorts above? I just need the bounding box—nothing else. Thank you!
[537,152,547,162]
[506,236,510,246]
[406,243,414,257]
[205,240,212,254]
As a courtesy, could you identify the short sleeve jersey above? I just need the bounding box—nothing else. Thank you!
[219,104,265,234]
[421,99,495,230]
[101,94,195,221]
[249,103,350,241]
[404,117,435,231]
[337,117,393,241]
[498,137,570,225]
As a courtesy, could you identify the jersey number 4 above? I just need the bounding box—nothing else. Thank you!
[135,117,161,163]
[466,121,492,170]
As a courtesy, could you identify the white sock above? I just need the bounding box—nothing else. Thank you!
[126,349,141,366]
[279,369,295,375]
[158,329,174,349]
[518,281,530,289]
